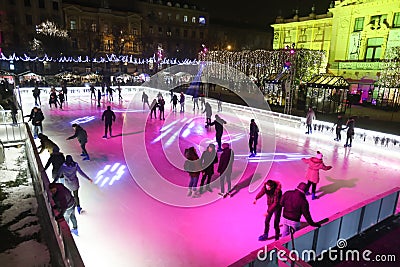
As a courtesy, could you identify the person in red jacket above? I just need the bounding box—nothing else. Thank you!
[301,151,332,200]
[253,180,282,241]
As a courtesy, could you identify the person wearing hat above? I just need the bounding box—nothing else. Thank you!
[280,182,321,237]
[44,146,66,180]
[67,124,89,160]
[301,151,332,200]
[249,119,259,157]
[199,143,218,193]
[217,143,234,197]
[37,133,59,154]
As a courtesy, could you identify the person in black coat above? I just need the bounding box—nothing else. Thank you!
[249,119,259,157]
[171,94,178,112]
[67,124,89,160]
[102,106,116,138]
[203,102,212,128]
[49,182,78,234]
[58,91,65,109]
[49,90,58,108]
[254,180,282,241]
[199,143,218,193]
[343,116,355,147]
[217,143,234,197]
[158,97,165,120]
[280,182,321,237]
[150,99,158,119]
[26,106,44,138]
[333,116,344,141]
[32,85,41,106]
[44,146,66,180]
[209,114,226,152]
[97,88,102,107]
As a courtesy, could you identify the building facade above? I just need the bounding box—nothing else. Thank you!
[271,0,400,109]
[133,0,209,61]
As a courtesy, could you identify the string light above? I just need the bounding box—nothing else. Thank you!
[36,20,69,38]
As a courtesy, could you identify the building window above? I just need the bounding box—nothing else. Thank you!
[314,27,323,41]
[167,13,171,20]
[158,26,163,35]
[191,30,196,38]
[176,14,180,20]
[70,20,76,30]
[133,28,138,36]
[52,1,59,10]
[365,37,384,61]
[354,17,364,31]
[104,24,108,34]
[299,28,307,42]
[284,30,291,43]
[394,12,400,28]
[24,0,31,7]
[38,0,45,8]
[183,15,188,22]
[175,28,180,37]
[199,31,204,39]
[91,23,97,32]
[71,38,77,49]
[166,28,172,37]
[183,29,188,38]
[158,12,162,19]
[199,16,206,25]
[149,26,154,34]
[25,14,32,25]
[192,16,196,23]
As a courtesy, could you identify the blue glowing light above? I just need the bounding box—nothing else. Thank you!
[95,163,126,187]
[70,116,96,125]
[235,152,311,163]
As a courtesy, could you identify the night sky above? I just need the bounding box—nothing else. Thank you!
[193,0,333,28]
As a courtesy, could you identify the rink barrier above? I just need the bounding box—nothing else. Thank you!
[24,123,84,267]
[229,187,400,267]
[0,110,26,143]
[17,86,400,151]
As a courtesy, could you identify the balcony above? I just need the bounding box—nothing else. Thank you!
[336,61,386,71]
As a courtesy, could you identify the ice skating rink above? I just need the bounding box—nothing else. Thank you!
[20,87,400,267]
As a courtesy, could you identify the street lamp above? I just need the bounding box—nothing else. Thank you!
[227,45,232,51]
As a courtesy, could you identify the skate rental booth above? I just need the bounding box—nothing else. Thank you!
[260,72,290,107]
[305,74,349,114]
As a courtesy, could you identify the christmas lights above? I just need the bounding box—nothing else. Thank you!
[36,20,69,38]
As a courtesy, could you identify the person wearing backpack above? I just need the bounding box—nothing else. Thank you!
[67,124,90,160]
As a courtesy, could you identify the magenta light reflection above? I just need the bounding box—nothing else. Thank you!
[95,163,126,187]
[152,127,174,143]
[70,116,96,125]
[236,152,311,163]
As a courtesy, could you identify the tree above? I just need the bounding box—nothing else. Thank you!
[33,20,71,57]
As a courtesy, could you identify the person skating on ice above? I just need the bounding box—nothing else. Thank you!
[217,143,234,198]
[184,147,201,197]
[158,96,165,120]
[62,83,68,102]
[142,91,150,110]
[49,89,58,108]
[90,84,96,99]
[37,133,59,154]
[203,102,212,128]
[102,105,116,138]
[58,91,65,109]
[253,179,282,241]
[32,84,41,106]
[171,94,178,112]
[200,94,206,110]
[67,124,90,160]
[249,119,259,157]
[192,94,199,111]
[305,107,315,134]
[333,115,344,141]
[217,92,222,112]
[54,155,93,214]
[280,182,321,237]
[302,151,332,200]
[179,92,185,113]
[49,182,78,235]
[343,116,355,147]
[209,114,226,152]
[25,106,44,138]
[199,143,218,194]
[44,146,66,180]
[149,98,158,119]
[97,88,102,107]
[106,84,115,102]
[117,85,123,101]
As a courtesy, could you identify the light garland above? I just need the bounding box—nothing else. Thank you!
[377,47,400,88]
[0,52,200,65]
[36,20,69,38]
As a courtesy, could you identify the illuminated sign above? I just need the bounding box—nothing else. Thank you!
[95,163,126,187]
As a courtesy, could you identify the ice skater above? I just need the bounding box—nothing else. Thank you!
[249,119,259,157]
[253,180,282,241]
[192,94,199,111]
[150,99,158,119]
[32,85,41,106]
[217,143,234,198]
[199,143,218,194]
[67,124,90,160]
[280,182,321,237]
[209,114,227,152]
[305,107,315,134]
[142,91,150,110]
[37,133,59,154]
[184,147,201,197]
[102,105,116,138]
[44,146,66,180]
[58,91,65,109]
[333,115,344,141]
[217,92,222,112]
[302,151,332,200]
[49,89,58,108]
[179,92,185,113]
[49,182,78,235]
[343,116,355,147]
[171,94,178,112]
[25,106,44,138]
[62,83,68,101]
[90,84,96,99]
[158,96,165,120]
[203,102,212,128]
[97,88,102,107]
[54,155,93,215]
[106,85,115,102]
[200,94,206,110]
[117,85,123,100]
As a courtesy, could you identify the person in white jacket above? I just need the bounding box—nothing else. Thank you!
[55,155,93,214]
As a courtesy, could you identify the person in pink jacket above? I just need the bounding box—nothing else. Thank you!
[301,151,332,200]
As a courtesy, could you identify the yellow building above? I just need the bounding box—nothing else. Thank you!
[271,0,400,108]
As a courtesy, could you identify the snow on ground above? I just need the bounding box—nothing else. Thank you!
[0,146,50,267]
